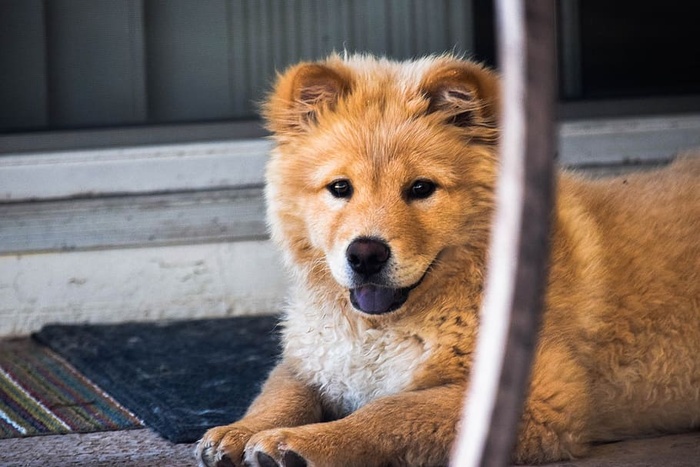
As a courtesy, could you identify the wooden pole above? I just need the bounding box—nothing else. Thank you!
[451,1,556,466]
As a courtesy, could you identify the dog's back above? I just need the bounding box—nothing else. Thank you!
[547,156,700,441]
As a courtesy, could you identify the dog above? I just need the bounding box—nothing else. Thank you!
[197,54,700,466]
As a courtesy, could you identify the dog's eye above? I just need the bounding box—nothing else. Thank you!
[408,180,436,200]
[327,179,353,199]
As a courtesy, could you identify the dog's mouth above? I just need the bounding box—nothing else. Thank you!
[348,270,430,315]
[349,284,412,315]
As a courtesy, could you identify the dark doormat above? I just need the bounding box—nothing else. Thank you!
[32,315,281,443]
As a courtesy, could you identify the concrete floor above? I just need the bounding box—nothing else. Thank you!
[0,428,698,466]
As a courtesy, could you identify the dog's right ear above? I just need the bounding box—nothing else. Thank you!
[263,62,353,137]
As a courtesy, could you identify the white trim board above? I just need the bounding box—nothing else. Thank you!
[559,113,700,166]
[0,139,272,201]
[2,114,700,202]
[0,187,267,255]
[0,240,289,337]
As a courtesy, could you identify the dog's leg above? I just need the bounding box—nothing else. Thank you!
[513,343,592,464]
[196,363,323,467]
[242,384,465,467]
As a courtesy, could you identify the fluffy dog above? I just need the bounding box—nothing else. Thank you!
[197,54,700,467]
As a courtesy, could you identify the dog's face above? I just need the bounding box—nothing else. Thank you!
[264,55,500,316]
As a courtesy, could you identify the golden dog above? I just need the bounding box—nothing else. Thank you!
[197,54,700,466]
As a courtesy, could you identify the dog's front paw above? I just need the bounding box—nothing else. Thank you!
[196,423,255,467]
[244,428,310,467]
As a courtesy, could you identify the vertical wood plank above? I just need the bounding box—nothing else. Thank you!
[320,1,348,56]
[45,0,146,128]
[0,0,48,131]
[420,0,449,55]
[297,0,319,59]
[559,0,583,99]
[242,0,267,116]
[452,1,557,466]
[387,0,413,58]
[144,0,231,122]
[268,0,287,69]
[448,0,475,56]
[228,0,250,116]
[363,0,390,56]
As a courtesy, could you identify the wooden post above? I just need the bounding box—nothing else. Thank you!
[451,1,556,466]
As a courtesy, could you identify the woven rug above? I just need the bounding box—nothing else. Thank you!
[34,315,281,443]
[0,338,142,439]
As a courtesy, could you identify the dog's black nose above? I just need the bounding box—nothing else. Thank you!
[346,238,391,275]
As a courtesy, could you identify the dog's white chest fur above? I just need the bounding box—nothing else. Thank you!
[282,291,428,415]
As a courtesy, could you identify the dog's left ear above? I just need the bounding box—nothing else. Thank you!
[421,61,500,142]
[263,60,353,138]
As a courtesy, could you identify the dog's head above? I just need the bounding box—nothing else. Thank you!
[264,54,499,316]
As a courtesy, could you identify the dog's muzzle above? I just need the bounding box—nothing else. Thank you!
[345,237,426,315]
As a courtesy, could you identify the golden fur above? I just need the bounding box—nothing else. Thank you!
[197,54,700,467]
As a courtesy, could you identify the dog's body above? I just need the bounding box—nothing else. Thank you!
[198,55,700,467]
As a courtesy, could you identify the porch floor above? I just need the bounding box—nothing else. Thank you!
[1,426,698,466]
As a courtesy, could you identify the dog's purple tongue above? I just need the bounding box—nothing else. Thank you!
[350,285,397,315]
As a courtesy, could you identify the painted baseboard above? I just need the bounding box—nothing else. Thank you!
[0,240,289,336]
